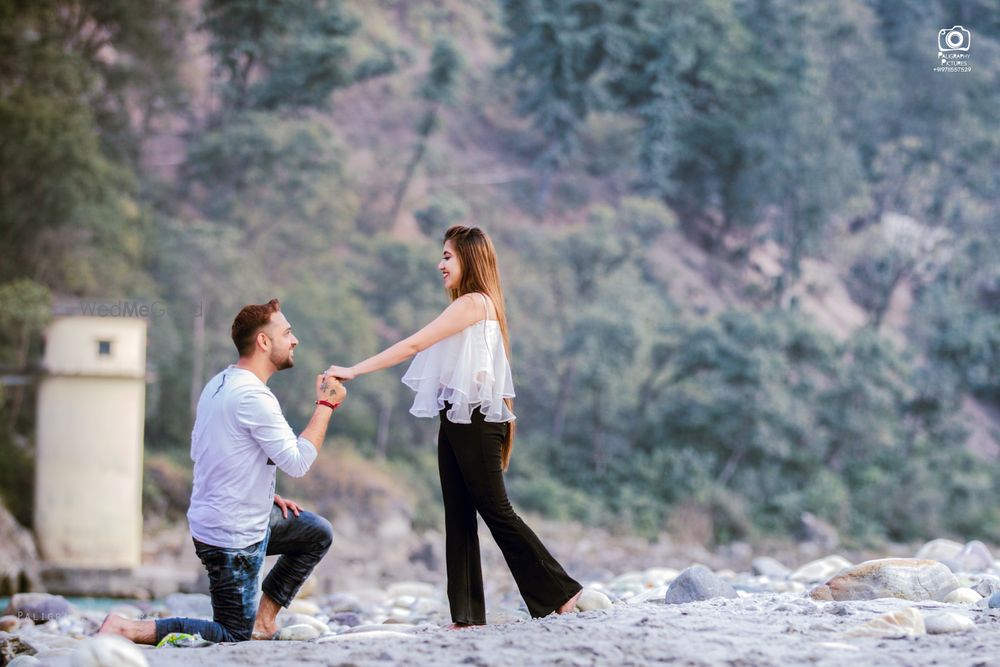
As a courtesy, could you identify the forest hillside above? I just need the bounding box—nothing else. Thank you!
[1,0,998,549]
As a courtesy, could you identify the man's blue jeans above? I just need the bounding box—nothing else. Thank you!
[154,505,333,643]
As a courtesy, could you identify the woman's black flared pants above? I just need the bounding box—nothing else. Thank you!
[437,405,582,624]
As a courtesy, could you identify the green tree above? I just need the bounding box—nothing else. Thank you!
[388,40,463,229]
[202,0,397,111]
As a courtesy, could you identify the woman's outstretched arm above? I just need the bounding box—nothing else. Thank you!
[326,293,485,380]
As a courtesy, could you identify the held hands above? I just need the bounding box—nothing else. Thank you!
[315,373,348,406]
[324,365,356,381]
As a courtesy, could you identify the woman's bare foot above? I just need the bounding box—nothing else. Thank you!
[444,622,476,630]
[556,589,583,614]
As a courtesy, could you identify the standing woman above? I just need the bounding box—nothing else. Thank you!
[324,225,582,626]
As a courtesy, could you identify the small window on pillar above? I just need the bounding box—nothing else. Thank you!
[98,340,113,356]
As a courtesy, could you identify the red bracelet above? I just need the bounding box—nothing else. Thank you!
[316,400,339,411]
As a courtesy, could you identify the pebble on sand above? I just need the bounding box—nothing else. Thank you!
[575,589,613,611]
[664,565,738,604]
[69,635,149,667]
[846,607,925,639]
[752,557,791,579]
[285,599,321,616]
[809,559,958,602]
[943,587,982,605]
[942,541,994,574]
[914,538,964,562]
[273,623,322,641]
[790,556,852,584]
[277,613,329,635]
[923,612,975,635]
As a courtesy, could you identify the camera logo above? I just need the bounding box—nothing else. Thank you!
[938,26,971,52]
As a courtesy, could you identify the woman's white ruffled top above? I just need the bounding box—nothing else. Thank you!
[402,295,516,423]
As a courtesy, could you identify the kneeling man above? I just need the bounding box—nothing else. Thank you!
[100,298,347,643]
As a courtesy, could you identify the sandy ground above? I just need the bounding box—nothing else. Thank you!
[98,596,1000,667]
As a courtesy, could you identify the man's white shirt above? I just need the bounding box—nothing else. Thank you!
[187,366,318,548]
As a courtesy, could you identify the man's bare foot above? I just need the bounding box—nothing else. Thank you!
[556,589,583,614]
[252,592,280,640]
[96,614,156,644]
[97,613,124,635]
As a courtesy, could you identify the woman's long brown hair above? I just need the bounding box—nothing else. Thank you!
[443,225,516,470]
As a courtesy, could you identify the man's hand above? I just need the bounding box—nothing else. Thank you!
[274,494,302,519]
[324,365,356,381]
[315,374,348,406]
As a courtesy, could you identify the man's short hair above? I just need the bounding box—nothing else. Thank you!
[232,299,281,357]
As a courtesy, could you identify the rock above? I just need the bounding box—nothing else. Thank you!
[163,593,212,619]
[7,655,42,666]
[772,580,806,594]
[411,597,445,615]
[846,607,925,638]
[814,642,859,652]
[408,540,441,571]
[295,576,318,600]
[915,538,964,562]
[386,582,437,599]
[328,612,362,627]
[575,589,612,611]
[809,559,959,602]
[641,568,678,587]
[273,623,321,641]
[385,609,411,622]
[286,599,321,616]
[799,512,839,549]
[972,574,1000,598]
[107,604,143,620]
[987,591,1000,608]
[625,586,670,605]
[944,587,982,604]
[70,636,149,666]
[277,613,329,635]
[607,571,645,591]
[0,615,21,632]
[924,612,975,634]
[1,635,39,664]
[791,556,852,583]
[752,557,791,579]
[0,503,41,595]
[3,593,74,622]
[944,541,994,573]
[664,566,738,604]
[391,595,417,609]
[323,593,363,614]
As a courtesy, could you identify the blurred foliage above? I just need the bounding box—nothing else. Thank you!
[1,0,998,548]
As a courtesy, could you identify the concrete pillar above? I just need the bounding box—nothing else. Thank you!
[34,305,147,568]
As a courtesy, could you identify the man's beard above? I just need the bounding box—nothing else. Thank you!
[271,348,294,370]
